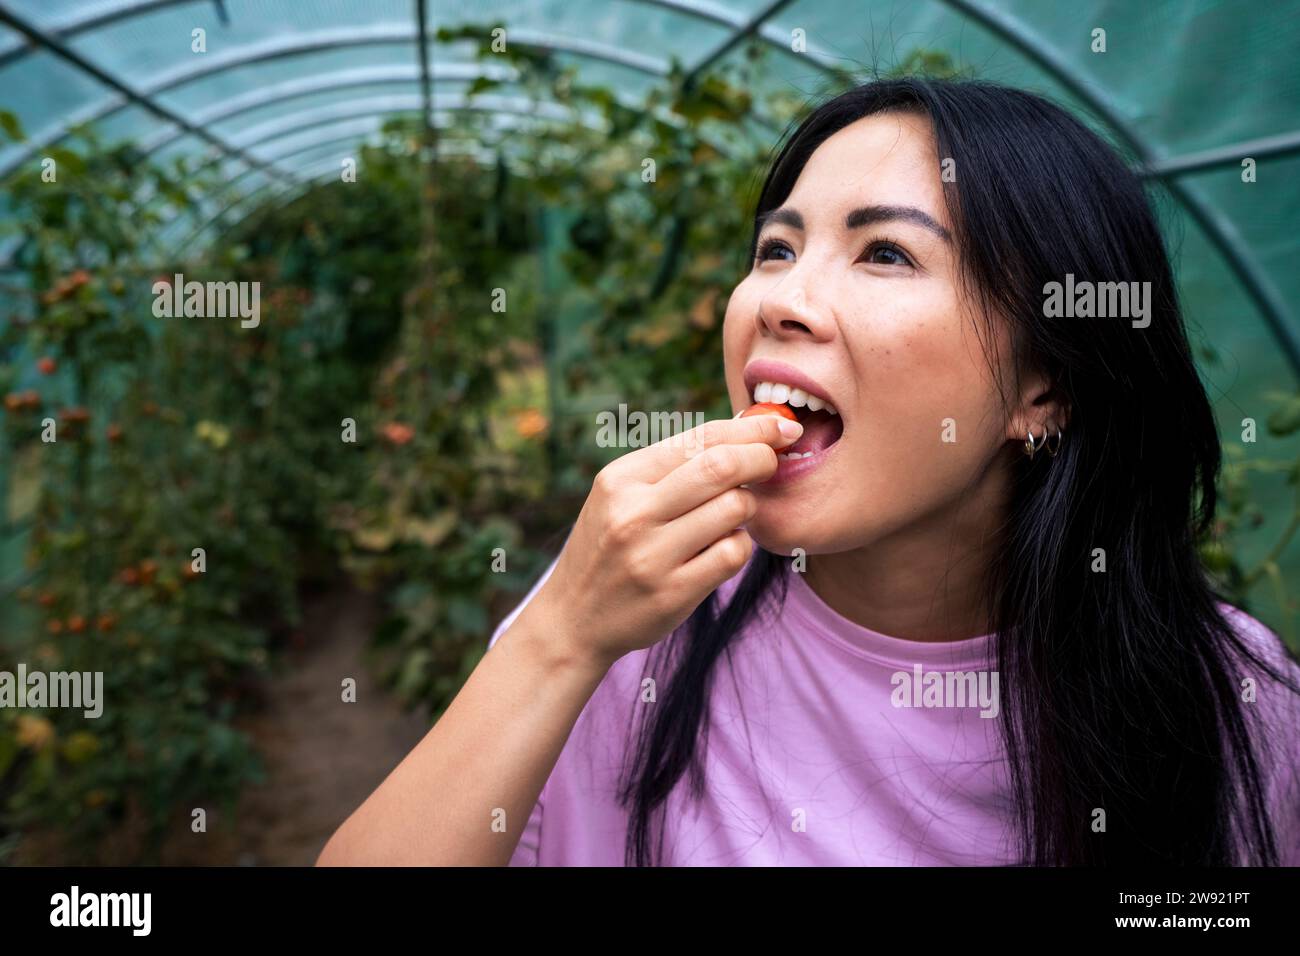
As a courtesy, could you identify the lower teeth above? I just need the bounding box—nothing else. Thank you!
[779,451,814,460]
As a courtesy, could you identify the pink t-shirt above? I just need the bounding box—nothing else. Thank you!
[487,551,1300,866]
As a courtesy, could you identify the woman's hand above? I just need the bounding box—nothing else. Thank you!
[519,414,803,667]
[317,412,803,866]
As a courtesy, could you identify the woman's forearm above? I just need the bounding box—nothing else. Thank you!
[316,604,613,866]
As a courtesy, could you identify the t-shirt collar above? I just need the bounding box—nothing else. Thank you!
[781,566,995,668]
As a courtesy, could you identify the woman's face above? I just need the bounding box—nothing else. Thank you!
[723,111,1018,555]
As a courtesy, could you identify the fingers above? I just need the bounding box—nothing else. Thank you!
[657,486,757,566]
[611,414,803,485]
[673,526,755,593]
[647,440,778,523]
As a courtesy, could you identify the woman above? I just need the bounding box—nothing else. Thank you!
[319,78,1300,866]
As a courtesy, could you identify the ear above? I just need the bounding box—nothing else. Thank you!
[1006,367,1069,446]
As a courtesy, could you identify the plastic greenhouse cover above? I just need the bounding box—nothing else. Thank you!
[0,0,1297,622]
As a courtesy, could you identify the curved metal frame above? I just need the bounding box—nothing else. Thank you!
[176,136,515,254]
[200,140,504,240]
[146,85,742,225]
[0,0,825,72]
[144,78,740,183]
[7,20,665,80]
[2,0,1294,372]
[1,21,779,179]
[182,138,511,249]
[0,4,289,182]
[189,114,538,223]
[140,66,443,156]
[160,130,396,247]
[221,96,426,156]
[1140,129,1300,179]
[140,59,673,159]
[680,0,800,88]
[244,118,393,167]
[938,0,1300,376]
[177,93,607,166]
[168,96,620,210]
[172,117,538,248]
[7,0,1293,181]
[8,24,665,147]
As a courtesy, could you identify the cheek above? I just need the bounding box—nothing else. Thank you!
[722,278,758,339]
[844,308,1003,511]
[860,302,997,434]
[721,283,759,402]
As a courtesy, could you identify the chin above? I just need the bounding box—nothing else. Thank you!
[743,513,824,559]
[745,505,881,559]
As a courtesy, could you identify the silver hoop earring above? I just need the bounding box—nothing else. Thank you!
[1046,426,1063,457]
[1023,428,1042,459]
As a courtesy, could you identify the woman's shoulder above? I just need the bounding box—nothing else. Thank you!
[1212,601,1300,739]
[1214,601,1300,864]
[1214,601,1300,680]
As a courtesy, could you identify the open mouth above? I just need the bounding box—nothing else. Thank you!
[774,403,844,460]
[749,380,845,460]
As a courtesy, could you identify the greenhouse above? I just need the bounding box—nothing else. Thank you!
[1,0,1299,870]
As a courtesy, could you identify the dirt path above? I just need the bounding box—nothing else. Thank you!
[163,582,432,865]
[11,578,484,865]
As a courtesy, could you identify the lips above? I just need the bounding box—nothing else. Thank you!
[742,359,845,460]
[742,360,840,414]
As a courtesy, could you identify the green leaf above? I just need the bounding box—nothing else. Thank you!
[1200,540,1234,574]
[0,110,27,142]
[446,595,488,636]
[466,76,501,97]
[0,733,18,778]
[45,147,85,176]
[1266,395,1300,436]
[396,648,432,699]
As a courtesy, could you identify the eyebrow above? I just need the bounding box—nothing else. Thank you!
[756,204,952,243]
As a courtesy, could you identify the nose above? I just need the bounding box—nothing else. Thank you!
[755,274,835,341]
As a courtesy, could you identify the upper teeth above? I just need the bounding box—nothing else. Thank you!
[753,380,837,415]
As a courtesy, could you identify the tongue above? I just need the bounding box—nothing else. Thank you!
[785,409,843,455]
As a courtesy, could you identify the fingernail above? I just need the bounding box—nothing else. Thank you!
[778,419,803,439]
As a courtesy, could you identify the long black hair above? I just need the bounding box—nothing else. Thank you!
[615,77,1300,866]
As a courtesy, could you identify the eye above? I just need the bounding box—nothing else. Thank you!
[754,236,794,263]
[860,240,914,267]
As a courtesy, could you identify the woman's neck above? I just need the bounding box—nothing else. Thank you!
[802,475,1007,644]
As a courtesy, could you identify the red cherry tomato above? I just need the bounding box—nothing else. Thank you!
[739,401,798,422]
